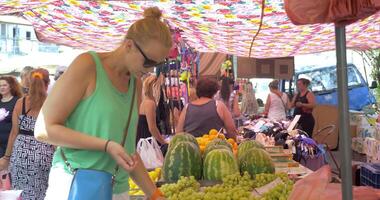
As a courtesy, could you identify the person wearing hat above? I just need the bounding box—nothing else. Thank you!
[291,78,316,137]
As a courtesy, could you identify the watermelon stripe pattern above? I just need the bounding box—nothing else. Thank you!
[237,140,265,162]
[203,149,239,181]
[239,148,275,177]
[163,141,202,181]
[169,133,199,151]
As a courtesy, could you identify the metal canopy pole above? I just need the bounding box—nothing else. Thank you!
[335,25,353,200]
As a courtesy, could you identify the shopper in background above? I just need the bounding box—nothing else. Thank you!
[34,7,171,200]
[0,69,54,200]
[48,66,67,94]
[263,80,290,121]
[136,75,167,145]
[177,78,237,139]
[0,76,22,157]
[20,66,34,95]
[291,78,316,137]
[216,76,240,117]
[54,66,67,81]
[241,82,259,116]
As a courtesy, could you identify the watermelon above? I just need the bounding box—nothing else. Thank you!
[239,148,275,177]
[169,133,199,151]
[203,149,239,181]
[204,144,232,156]
[238,140,265,162]
[162,141,202,181]
[205,138,232,151]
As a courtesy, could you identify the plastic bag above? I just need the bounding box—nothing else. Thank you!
[137,137,164,170]
[0,190,22,200]
[289,165,380,200]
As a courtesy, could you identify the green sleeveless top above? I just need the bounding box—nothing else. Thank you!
[51,51,138,194]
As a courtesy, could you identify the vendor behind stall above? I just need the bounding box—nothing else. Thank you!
[291,78,316,137]
[177,78,237,139]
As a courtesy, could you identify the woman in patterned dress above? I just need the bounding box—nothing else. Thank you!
[0,68,54,200]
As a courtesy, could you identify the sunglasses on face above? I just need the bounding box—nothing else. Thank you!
[130,39,165,68]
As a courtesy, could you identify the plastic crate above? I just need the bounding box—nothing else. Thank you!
[360,163,380,188]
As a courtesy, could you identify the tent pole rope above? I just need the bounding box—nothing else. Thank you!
[248,0,266,58]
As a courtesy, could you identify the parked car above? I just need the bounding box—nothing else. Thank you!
[281,64,376,111]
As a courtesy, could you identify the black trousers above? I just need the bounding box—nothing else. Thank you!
[298,114,315,138]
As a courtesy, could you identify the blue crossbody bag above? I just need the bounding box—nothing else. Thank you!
[61,80,136,200]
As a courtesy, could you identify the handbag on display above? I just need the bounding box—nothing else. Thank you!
[62,79,136,200]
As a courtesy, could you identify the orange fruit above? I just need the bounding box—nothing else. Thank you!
[209,135,217,140]
[227,138,235,144]
[218,134,226,140]
[200,145,206,153]
[209,129,218,136]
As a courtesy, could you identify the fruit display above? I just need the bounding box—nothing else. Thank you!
[160,172,294,200]
[203,149,239,181]
[162,141,202,181]
[129,168,161,196]
[196,129,238,155]
[237,140,265,162]
[169,133,199,151]
[204,144,232,156]
[239,148,275,177]
[204,138,232,155]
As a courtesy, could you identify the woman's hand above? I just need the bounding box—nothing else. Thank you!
[0,157,10,171]
[295,102,303,107]
[106,141,138,172]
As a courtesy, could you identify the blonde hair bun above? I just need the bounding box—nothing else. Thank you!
[143,7,162,20]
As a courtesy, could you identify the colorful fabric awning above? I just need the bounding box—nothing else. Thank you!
[1,0,379,58]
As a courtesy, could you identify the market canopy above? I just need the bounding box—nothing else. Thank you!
[1,0,380,58]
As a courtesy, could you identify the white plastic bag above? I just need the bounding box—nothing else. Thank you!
[0,190,22,200]
[137,137,164,169]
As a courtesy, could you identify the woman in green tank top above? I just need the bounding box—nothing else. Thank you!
[34,7,172,200]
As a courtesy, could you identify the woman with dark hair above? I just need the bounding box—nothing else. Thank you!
[0,69,55,199]
[216,77,240,117]
[0,76,22,157]
[291,78,316,137]
[177,78,237,139]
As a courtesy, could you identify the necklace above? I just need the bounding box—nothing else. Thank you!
[1,95,13,102]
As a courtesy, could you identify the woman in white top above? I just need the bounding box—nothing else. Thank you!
[263,80,290,121]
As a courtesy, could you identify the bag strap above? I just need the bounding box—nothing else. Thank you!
[113,78,137,175]
[60,77,137,174]
[274,92,288,115]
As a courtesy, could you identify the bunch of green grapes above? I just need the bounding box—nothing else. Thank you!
[223,172,255,189]
[204,185,251,200]
[168,188,204,200]
[251,183,293,200]
[251,173,294,200]
[160,176,200,198]
[202,172,254,200]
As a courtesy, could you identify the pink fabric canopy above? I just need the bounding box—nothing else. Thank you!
[1,0,379,58]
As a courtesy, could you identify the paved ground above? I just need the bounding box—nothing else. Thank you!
[324,149,367,184]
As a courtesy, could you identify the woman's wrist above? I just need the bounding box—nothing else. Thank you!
[2,155,10,161]
[104,139,111,152]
